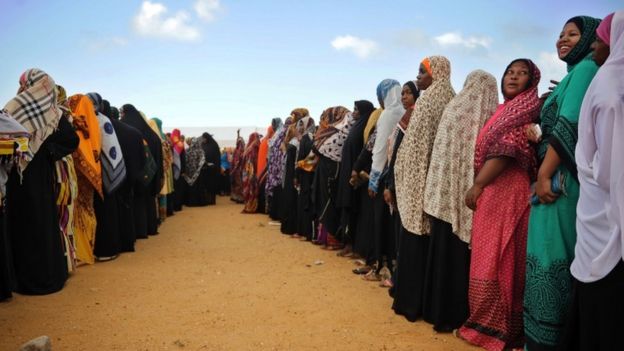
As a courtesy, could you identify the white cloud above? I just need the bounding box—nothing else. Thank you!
[194,0,220,22]
[133,1,200,41]
[88,36,129,52]
[537,51,567,83]
[331,35,379,59]
[434,32,492,50]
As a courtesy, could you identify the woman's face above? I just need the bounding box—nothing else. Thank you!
[352,105,360,119]
[416,63,433,91]
[502,61,531,99]
[401,85,416,109]
[591,37,610,66]
[557,21,582,60]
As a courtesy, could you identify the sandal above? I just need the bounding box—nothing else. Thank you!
[362,270,381,281]
[352,259,366,266]
[336,246,353,257]
[352,266,372,275]
[379,278,393,288]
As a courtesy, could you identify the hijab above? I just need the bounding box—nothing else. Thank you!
[395,56,456,235]
[183,137,206,186]
[170,129,185,155]
[266,118,292,195]
[423,70,499,243]
[4,68,62,169]
[564,16,602,65]
[596,13,615,45]
[257,125,274,176]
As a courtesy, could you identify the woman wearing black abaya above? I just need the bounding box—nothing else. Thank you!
[294,117,316,240]
[121,104,163,236]
[170,129,186,211]
[201,132,221,205]
[335,100,375,255]
[184,138,210,206]
[4,69,79,294]
[279,126,299,235]
[106,103,146,252]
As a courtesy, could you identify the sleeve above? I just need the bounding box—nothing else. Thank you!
[45,117,80,161]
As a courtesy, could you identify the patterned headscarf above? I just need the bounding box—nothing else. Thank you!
[313,106,351,150]
[296,116,316,140]
[290,108,309,121]
[4,68,62,169]
[266,118,292,195]
[564,16,602,66]
[170,128,185,155]
[395,55,456,235]
[183,137,206,186]
[475,59,542,177]
[423,70,499,243]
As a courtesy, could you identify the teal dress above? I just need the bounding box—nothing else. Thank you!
[524,54,598,348]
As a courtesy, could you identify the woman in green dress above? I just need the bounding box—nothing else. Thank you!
[523,15,601,351]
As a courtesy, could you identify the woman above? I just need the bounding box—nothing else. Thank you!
[295,117,316,240]
[392,56,456,321]
[230,131,245,203]
[266,119,292,219]
[523,16,601,350]
[108,105,146,252]
[69,94,103,264]
[148,118,173,221]
[422,70,499,331]
[311,106,353,248]
[279,126,299,235]
[335,100,375,255]
[183,137,209,206]
[121,105,163,236]
[383,81,419,287]
[201,132,221,205]
[170,128,186,211]
[562,11,624,351]
[4,69,79,294]
[459,59,542,351]
[242,132,261,213]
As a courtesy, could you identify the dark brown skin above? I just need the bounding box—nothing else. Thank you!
[400,84,416,109]
[465,157,512,210]
[592,37,610,66]
[503,61,531,99]
[416,63,433,91]
[557,22,581,60]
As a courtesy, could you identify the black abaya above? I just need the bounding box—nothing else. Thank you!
[0,214,13,301]
[312,155,340,236]
[295,134,315,240]
[6,117,79,295]
[201,134,221,206]
[280,144,298,235]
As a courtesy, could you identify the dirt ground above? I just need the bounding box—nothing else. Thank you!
[0,196,479,351]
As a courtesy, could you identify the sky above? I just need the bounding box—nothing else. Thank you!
[0,0,619,131]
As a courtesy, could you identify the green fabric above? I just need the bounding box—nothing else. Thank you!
[537,55,599,166]
[524,167,579,347]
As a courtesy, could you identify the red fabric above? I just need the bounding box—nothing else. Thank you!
[257,126,274,177]
[459,164,530,351]
[474,60,542,180]
[230,136,246,202]
[242,133,260,213]
[169,129,184,155]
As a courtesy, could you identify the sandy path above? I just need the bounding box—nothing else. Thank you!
[0,196,478,351]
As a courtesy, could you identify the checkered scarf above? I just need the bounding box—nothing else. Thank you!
[4,69,62,169]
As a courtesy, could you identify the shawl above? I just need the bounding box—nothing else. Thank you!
[296,116,316,140]
[88,93,127,194]
[257,125,274,176]
[242,132,261,211]
[474,59,542,177]
[423,69,499,243]
[290,108,309,120]
[68,94,103,197]
[571,10,624,282]
[395,56,456,235]
[315,106,353,162]
[170,128,185,155]
[563,16,602,66]
[369,79,405,192]
[596,13,614,45]
[538,16,601,178]
[230,134,245,184]
[183,138,206,186]
[266,117,283,162]
[4,68,61,170]
[363,108,383,143]
[150,118,174,195]
[266,118,292,195]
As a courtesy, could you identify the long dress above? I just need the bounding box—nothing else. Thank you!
[6,117,79,294]
[230,137,245,203]
[184,140,209,207]
[242,133,260,213]
[524,56,598,350]
[352,129,375,261]
[173,150,186,211]
[280,143,298,234]
[296,134,315,240]
[202,135,221,205]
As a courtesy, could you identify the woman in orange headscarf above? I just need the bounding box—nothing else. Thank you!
[68,94,102,265]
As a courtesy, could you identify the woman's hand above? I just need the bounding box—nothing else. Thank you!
[465,184,484,211]
[368,188,376,198]
[383,189,394,206]
[525,123,541,143]
[349,170,359,186]
[535,176,559,204]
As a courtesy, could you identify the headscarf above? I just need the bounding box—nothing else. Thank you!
[395,55,456,235]
[369,79,405,192]
[563,16,602,65]
[423,70,499,243]
[363,108,383,144]
[170,129,185,155]
[56,85,68,105]
[150,118,174,195]
[296,116,316,140]
[0,110,30,196]
[266,118,292,195]
[475,59,542,178]
[271,117,283,132]
[399,81,419,131]
[183,138,206,186]
[572,11,624,282]
[538,16,601,178]
[68,94,103,197]
[4,68,62,169]
[290,108,309,121]
[314,106,353,162]
[89,93,126,194]
[257,125,274,177]
[596,13,615,45]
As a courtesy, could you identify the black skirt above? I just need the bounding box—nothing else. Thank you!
[313,156,340,235]
[353,187,374,261]
[422,217,470,332]
[268,187,282,221]
[392,227,430,322]
[173,177,186,211]
[0,214,13,301]
[296,170,315,240]
[558,260,624,351]
[94,191,121,258]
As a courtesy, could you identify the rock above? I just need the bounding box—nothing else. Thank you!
[19,336,51,351]
[313,260,324,265]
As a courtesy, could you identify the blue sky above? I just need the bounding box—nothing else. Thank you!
[0,0,618,130]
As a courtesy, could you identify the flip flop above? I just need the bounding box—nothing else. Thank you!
[352,266,371,275]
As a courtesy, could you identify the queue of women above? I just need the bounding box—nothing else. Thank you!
[229,13,623,351]
[0,76,224,300]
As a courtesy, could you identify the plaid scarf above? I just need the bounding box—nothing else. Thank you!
[4,68,62,169]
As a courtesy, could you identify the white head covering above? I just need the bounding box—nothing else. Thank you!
[572,11,624,283]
